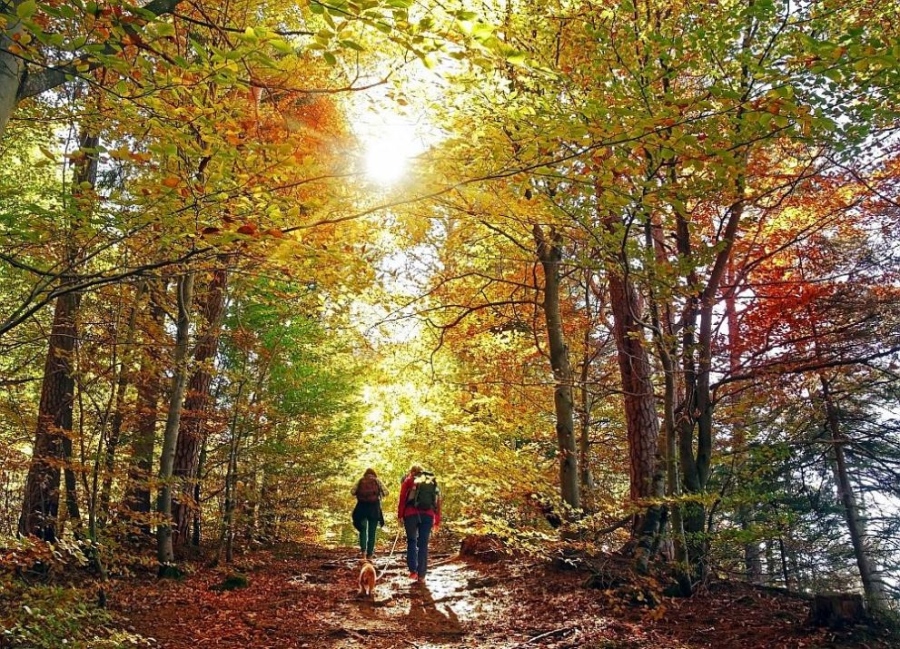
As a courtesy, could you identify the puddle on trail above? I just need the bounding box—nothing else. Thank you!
[330,556,516,648]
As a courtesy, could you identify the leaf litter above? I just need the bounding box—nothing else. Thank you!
[111,542,897,649]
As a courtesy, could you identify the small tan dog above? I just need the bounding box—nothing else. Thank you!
[358,559,376,597]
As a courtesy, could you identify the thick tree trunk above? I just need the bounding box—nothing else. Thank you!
[533,225,580,511]
[172,267,227,547]
[157,273,194,569]
[18,131,97,541]
[0,2,27,138]
[19,293,78,540]
[604,254,659,503]
[599,208,662,570]
[675,187,745,585]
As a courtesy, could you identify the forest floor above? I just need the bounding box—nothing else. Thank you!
[110,541,897,649]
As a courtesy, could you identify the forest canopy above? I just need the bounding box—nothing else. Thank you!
[1,0,899,640]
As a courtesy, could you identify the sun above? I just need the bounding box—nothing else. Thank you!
[362,119,422,186]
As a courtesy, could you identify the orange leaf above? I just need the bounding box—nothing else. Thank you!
[236,223,258,236]
[162,176,180,188]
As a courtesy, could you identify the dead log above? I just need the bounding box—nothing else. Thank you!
[808,593,868,629]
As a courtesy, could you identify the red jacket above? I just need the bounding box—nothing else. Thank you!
[398,473,441,527]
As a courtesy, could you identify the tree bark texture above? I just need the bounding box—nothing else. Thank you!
[533,225,581,510]
[0,1,27,138]
[19,293,78,540]
[157,273,194,567]
[18,130,98,541]
[172,267,227,547]
[604,260,659,502]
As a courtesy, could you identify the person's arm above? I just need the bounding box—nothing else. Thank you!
[377,478,388,498]
[350,480,359,497]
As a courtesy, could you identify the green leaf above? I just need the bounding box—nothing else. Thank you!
[472,23,494,41]
[271,38,295,54]
[16,0,37,19]
[154,22,176,38]
[323,51,337,65]
[505,51,526,66]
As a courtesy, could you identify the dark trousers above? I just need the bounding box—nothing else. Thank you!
[403,514,434,577]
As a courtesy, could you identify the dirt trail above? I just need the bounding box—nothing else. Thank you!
[115,543,613,648]
[112,543,894,649]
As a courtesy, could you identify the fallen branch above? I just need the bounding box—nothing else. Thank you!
[523,626,573,644]
[429,553,460,568]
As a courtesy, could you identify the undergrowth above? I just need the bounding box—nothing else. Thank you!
[0,537,150,649]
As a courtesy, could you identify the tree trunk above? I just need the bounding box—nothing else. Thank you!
[192,436,208,547]
[19,294,78,540]
[602,243,659,502]
[157,273,194,569]
[98,284,144,525]
[599,208,662,569]
[0,2,27,138]
[533,225,580,511]
[219,380,245,564]
[578,272,596,492]
[172,267,227,548]
[646,219,690,588]
[18,130,98,541]
[820,375,885,607]
[124,282,167,531]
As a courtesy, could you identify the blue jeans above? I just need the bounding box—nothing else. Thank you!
[404,514,434,577]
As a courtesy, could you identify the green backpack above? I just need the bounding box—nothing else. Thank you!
[408,472,439,510]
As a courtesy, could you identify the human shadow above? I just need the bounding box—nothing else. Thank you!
[405,581,464,638]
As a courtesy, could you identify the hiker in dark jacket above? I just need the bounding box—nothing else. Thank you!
[398,464,441,583]
[352,468,387,559]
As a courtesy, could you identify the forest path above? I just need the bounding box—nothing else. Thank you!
[114,542,617,649]
[112,542,888,649]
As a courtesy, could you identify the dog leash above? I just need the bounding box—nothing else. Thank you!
[376,527,401,580]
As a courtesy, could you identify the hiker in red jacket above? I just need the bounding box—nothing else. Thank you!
[352,468,387,559]
[397,464,441,583]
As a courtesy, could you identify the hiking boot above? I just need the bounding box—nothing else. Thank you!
[366,554,374,560]
[408,572,418,580]
[417,574,426,583]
